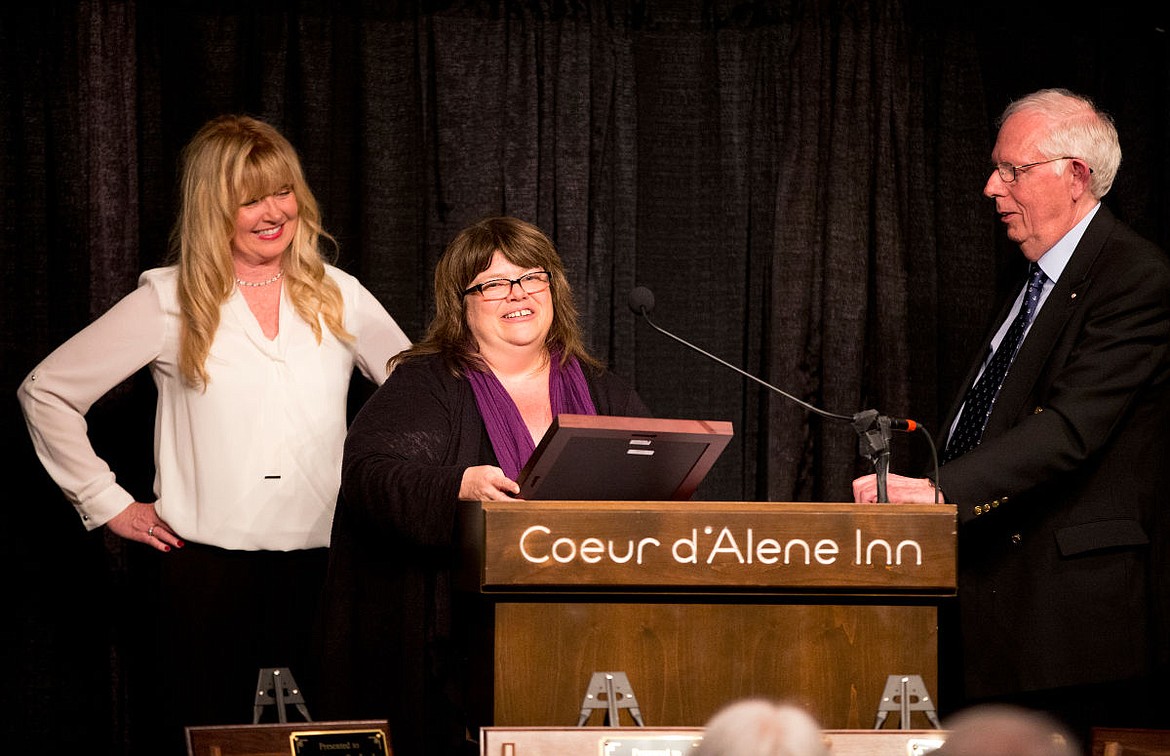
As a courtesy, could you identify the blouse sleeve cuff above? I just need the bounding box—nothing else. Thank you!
[76,487,135,531]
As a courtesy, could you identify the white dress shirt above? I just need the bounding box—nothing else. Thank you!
[18,264,411,550]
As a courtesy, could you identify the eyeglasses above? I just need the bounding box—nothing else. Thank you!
[993,156,1089,183]
[462,271,551,300]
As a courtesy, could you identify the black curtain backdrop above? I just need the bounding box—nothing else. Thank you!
[2,1,1167,752]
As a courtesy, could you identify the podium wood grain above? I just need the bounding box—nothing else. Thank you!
[462,501,956,730]
[493,602,938,728]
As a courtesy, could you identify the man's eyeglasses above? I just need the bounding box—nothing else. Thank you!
[463,271,552,300]
[993,156,1090,183]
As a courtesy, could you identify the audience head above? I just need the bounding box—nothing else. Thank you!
[936,704,1079,756]
[696,698,828,756]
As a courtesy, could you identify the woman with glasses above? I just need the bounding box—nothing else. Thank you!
[317,216,650,755]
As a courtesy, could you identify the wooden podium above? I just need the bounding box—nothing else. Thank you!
[458,500,956,731]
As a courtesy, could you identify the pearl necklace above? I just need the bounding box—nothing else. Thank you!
[235,269,284,288]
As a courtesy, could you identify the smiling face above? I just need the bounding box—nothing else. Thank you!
[983,110,1086,261]
[230,186,299,266]
[464,250,554,361]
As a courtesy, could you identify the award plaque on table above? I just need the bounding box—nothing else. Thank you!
[185,720,390,756]
[516,414,733,501]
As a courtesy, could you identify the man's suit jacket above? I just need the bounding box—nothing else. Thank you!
[937,204,1170,699]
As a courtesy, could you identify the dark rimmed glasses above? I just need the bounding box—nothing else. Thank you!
[993,156,1090,183]
[463,271,551,300]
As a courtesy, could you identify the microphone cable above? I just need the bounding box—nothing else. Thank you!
[629,286,938,503]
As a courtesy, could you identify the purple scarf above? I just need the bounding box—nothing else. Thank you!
[466,349,597,480]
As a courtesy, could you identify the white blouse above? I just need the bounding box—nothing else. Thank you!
[18,265,411,551]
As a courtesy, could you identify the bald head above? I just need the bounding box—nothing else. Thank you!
[938,705,1078,756]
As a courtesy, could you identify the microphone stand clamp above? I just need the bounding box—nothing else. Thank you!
[853,409,892,503]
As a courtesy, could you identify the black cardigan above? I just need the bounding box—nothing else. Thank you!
[316,353,650,756]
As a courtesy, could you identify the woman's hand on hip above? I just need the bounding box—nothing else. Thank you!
[106,501,183,551]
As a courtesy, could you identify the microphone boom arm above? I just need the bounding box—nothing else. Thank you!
[636,308,853,424]
[629,289,929,503]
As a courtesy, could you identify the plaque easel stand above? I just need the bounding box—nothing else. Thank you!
[577,672,645,726]
[252,667,311,724]
[873,674,941,729]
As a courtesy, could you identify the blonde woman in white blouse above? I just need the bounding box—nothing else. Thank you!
[17,114,410,754]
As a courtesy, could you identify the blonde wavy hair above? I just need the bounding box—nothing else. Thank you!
[169,114,352,388]
[391,216,601,376]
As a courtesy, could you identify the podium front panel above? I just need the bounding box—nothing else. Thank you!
[492,600,939,729]
[459,501,956,731]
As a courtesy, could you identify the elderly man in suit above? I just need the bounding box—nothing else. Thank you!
[853,88,1170,746]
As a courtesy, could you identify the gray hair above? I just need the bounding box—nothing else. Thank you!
[1000,88,1120,199]
[696,699,829,756]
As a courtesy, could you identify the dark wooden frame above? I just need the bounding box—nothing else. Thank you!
[1090,727,1170,756]
[517,414,734,501]
[185,719,391,756]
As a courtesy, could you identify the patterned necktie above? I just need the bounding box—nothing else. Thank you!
[943,263,1048,463]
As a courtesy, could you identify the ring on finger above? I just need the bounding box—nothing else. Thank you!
[148,525,155,538]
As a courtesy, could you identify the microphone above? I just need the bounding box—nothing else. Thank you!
[628,285,656,318]
[628,286,932,502]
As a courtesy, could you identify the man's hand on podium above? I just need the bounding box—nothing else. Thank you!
[853,473,944,504]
